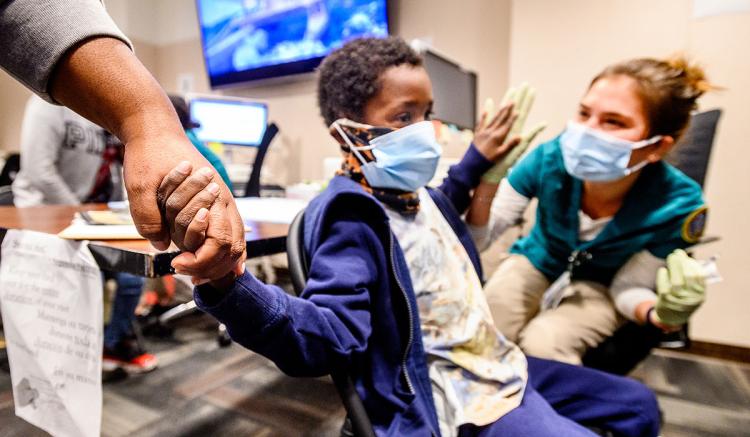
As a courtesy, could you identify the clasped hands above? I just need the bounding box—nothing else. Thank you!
[151,158,246,287]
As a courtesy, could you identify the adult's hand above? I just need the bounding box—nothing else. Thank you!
[49,37,246,277]
[124,136,245,280]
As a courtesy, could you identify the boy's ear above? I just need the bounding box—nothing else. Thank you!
[648,136,675,163]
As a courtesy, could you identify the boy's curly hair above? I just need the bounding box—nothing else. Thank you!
[317,36,423,126]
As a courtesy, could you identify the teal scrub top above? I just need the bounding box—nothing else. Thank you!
[507,136,707,286]
[186,129,233,190]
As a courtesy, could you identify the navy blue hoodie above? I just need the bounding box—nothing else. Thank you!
[195,145,493,436]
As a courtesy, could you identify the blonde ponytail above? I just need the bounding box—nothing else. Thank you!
[666,55,714,97]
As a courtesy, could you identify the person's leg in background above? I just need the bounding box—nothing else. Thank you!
[526,356,660,436]
[482,254,550,342]
[517,281,624,365]
[103,272,158,373]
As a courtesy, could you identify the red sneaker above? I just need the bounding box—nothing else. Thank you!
[103,339,158,374]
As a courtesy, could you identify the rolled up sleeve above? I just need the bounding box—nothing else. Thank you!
[0,0,132,101]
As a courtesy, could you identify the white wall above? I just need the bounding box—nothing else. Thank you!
[688,8,750,348]
[0,74,31,152]
[509,0,750,347]
[105,0,198,47]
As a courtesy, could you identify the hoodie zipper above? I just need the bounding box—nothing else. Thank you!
[390,233,439,437]
[388,232,415,395]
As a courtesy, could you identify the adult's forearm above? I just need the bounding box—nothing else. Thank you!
[49,37,184,145]
[466,180,500,227]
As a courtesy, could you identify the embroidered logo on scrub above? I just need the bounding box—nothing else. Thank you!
[682,206,708,243]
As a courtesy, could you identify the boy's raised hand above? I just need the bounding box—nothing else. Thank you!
[479,83,547,184]
[473,99,520,164]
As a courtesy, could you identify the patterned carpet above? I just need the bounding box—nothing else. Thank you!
[1,310,749,437]
[631,350,750,437]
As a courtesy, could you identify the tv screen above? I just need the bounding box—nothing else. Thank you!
[196,0,390,87]
[189,97,268,146]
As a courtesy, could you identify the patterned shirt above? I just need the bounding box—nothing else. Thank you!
[385,189,527,437]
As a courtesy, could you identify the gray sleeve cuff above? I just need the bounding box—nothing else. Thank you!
[0,0,132,102]
[610,250,664,320]
[611,287,658,322]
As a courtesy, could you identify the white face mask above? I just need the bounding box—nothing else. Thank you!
[560,121,662,182]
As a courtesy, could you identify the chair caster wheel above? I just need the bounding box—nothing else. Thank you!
[217,324,231,347]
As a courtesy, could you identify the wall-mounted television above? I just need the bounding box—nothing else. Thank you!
[189,97,268,146]
[196,0,390,88]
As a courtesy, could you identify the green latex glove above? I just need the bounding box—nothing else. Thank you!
[654,249,707,326]
[481,83,546,183]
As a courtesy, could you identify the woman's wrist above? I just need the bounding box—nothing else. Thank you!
[467,180,500,226]
[472,196,495,204]
[474,180,500,196]
[639,301,682,332]
[635,300,656,325]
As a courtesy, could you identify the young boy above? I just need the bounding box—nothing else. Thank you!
[160,37,660,437]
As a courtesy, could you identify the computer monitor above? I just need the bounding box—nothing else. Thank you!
[189,97,268,146]
[419,46,477,130]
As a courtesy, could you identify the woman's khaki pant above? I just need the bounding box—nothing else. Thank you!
[484,254,624,365]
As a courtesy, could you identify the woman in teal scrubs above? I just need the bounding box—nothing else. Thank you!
[466,57,711,364]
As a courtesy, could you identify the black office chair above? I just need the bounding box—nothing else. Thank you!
[0,153,19,206]
[665,109,722,187]
[582,109,722,375]
[287,209,376,437]
[244,123,279,198]
[0,153,19,187]
[0,186,13,206]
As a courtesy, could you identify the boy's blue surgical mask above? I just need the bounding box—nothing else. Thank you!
[332,119,442,192]
[560,121,662,182]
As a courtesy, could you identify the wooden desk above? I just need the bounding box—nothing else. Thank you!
[0,204,289,277]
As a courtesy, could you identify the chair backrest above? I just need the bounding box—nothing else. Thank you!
[286,209,376,437]
[244,123,279,197]
[665,109,722,188]
[0,186,13,206]
[0,153,20,187]
[287,209,310,294]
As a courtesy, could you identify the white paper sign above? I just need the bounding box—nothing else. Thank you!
[235,197,307,224]
[693,0,750,18]
[0,230,103,437]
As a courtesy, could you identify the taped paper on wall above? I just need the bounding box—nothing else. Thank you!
[693,0,750,18]
[0,230,103,437]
